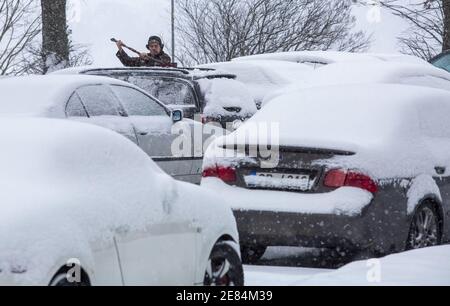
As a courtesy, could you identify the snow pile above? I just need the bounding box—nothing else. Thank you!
[297,245,450,286]
[197,78,257,117]
[209,83,450,180]
[203,178,373,216]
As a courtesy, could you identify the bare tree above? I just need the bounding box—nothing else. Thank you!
[176,0,372,65]
[23,0,91,75]
[40,0,70,73]
[0,0,41,76]
[379,0,450,60]
[21,41,92,75]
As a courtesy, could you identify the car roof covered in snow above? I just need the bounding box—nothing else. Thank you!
[311,61,450,85]
[52,65,237,81]
[197,60,314,103]
[0,74,140,117]
[261,61,450,106]
[234,51,427,66]
[198,60,313,85]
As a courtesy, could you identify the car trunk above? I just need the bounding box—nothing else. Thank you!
[229,145,355,194]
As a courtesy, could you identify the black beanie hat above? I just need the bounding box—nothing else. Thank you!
[147,36,163,49]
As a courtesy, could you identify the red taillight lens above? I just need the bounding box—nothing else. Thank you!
[324,169,347,187]
[345,172,378,194]
[202,166,237,183]
[324,169,378,194]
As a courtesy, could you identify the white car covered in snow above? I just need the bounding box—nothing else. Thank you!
[52,66,258,129]
[0,75,215,184]
[202,83,450,264]
[0,118,242,286]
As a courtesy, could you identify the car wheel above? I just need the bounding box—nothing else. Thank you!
[49,273,89,287]
[240,245,267,265]
[204,241,244,286]
[406,202,442,250]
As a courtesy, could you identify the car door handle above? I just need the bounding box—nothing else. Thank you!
[139,131,148,136]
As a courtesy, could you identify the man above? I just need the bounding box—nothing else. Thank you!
[116,36,172,67]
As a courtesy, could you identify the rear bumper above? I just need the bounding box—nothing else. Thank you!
[234,209,371,250]
[202,178,378,251]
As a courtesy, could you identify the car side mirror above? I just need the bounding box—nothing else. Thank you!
[172,109,183,123]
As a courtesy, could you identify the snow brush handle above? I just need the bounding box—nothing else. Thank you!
[111,38,141,55]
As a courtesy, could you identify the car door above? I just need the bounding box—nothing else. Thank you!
[110,84,196,183]
[113,180,198,285]
[69,85,138,144]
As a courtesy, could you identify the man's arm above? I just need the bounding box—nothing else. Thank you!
[115,39,142,67]
[160,53,172,65]
[116,49,143,67]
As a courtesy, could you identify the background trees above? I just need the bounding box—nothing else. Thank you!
[176,0,372,65]
[0,0,40,75]
[380,0,450,60]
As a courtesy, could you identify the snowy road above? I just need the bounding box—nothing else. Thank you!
[243,247,335,286]
[243,246,450,286]
[245,265,331,286]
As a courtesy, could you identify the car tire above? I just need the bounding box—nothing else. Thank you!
[49,272,89,287]
[204,241,244,286]
[406,201,442,250]
[240,245,267,265]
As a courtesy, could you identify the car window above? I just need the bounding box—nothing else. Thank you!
[76,85,121,116]
[431,53,450,72]
[66,93,88,117]
[111,85,168,117]
[127,76,196,106]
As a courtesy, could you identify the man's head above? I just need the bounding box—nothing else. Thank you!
[146,36,163,56]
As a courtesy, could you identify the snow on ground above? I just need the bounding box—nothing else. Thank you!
[245,265,330,286]
[245,246,450,286]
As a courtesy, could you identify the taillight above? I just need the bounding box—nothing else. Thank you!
[202,166,237,183]
[324,169,378,193]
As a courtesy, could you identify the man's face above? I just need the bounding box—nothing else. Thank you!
[148,42,161,56]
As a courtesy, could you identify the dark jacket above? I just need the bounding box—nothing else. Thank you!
[116,49,172,67]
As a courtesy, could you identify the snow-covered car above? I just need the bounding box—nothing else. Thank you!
[52,67,258,129]
[234,50,428,67]
[0,75,213,184]
[263,61,450,106]
[0,118,243,286]
[202,83,450,264]
[197,60,313,108]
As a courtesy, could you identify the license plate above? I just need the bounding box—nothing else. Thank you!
[245,171,315,191]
